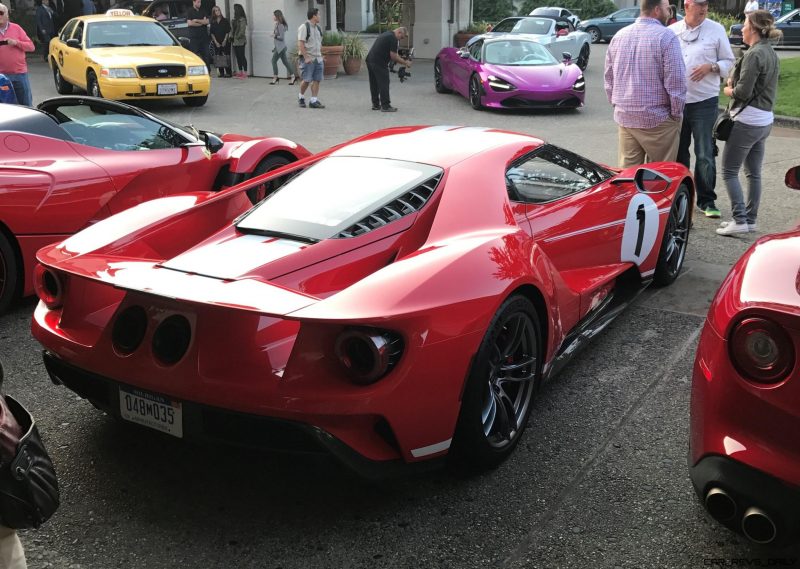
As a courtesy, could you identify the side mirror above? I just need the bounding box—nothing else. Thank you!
[202,131,224,154]
[562,51,573,63]
[556,28,569,37]
[786,166,800,190]
[179,36,191,48]
[458,49,470,59]
[634,167,672,193]
[66,38,81,49]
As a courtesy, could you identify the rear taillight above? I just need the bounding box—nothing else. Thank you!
[34,265,63,309]
[335,328,403,385]
[729,317,795,384]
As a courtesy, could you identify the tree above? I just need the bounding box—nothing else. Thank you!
[473,0,515,22]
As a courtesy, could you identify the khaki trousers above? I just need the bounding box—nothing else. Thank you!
[618,116,682,168]
[0,526,27,569]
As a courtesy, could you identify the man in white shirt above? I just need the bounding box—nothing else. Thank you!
[744,0,759,14]
[669,0,735,218]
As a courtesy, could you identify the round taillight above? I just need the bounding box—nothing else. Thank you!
[112,306,148,355]
[34,265,63,309]
[152,315,191,365]
[729,317,795,384]
[335,328,403,385]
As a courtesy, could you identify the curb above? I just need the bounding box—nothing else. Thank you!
[719,105,800,130]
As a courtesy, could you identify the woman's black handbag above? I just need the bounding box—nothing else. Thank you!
[713,109,734,141]
[0,394,60,529]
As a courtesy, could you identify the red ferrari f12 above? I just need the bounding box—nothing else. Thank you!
[32,126,693,476]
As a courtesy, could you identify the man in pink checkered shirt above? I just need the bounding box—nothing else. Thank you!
[604,0,687,168]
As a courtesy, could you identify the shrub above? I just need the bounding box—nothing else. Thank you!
[342,33,367,60]
[473,0,515,21]
[708,10,739,33]
[459,21,493,34]
[322,30,343,46]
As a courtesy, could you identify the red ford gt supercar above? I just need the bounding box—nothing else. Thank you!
[690,166,800,547]
[0,96,310,313]
[31,126,693,476]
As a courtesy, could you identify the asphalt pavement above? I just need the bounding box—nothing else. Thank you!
[3,45,800,568]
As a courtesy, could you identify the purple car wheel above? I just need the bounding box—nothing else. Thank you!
[469,75,483,110]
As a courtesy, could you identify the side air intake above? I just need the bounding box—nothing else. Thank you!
[335,174,442,238]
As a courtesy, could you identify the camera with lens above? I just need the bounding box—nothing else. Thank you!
[390,47,414,83]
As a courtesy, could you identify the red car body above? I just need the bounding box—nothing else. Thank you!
[0,96,310,313]
[690,167,800,546]
[31,126,693,476]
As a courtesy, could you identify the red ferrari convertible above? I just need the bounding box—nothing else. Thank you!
[690,166,800,547]
[0,96,310,313]
[31,126,693,476]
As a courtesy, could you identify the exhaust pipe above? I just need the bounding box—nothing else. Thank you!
[741,507,777,544]
[705,487,737,521]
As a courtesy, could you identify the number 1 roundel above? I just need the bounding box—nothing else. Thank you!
[620,193,659,266]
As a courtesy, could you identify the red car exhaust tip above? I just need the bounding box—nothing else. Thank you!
[335,328,403,385]
[729,317,795,384]
[705,487,737,522]
[741,507,777,544]
[34,265,63,309]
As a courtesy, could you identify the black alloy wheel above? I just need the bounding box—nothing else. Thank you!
[246,155,292,204]
[434,59,449,93]
[469,75,483,110]
[449,295,541,473]
[653,184,691,286]
[577,44,590,71]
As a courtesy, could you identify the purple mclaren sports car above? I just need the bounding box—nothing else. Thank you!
[434,35,585,111]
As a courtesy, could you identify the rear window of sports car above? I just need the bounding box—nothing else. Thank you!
[235,157,443,242]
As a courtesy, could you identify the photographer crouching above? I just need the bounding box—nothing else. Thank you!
[366,27,411,112]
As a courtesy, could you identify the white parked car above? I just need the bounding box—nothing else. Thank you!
[530,7,581,28]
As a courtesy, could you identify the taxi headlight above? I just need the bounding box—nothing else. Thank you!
[188,65,208,76]
[102,68,137,78]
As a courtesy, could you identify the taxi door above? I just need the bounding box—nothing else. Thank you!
[56,20,86,87]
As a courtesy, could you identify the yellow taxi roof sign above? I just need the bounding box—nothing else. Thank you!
[106,9,134,16]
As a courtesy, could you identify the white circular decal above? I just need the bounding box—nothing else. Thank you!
[620,193,659,266]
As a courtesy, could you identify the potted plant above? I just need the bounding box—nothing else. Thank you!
[321,30,344,79]
[454,21,491,47]
[342,33,367,75]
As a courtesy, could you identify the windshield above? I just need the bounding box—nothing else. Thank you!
[484,40,557,66]
[86,20,178,48]
[236,157,442,242]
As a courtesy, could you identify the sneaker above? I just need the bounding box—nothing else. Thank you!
[371,105,380,111]
[298,98,306,108]
[309,100,325,109]
[720,220,758,232]
[716,221,749,236]
[703,206,721,218]
[381,105,398,112]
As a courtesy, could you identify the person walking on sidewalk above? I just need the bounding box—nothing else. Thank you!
[604,0,686,168]
[0,5,35,106]
[669,0,735,219]
[365,26,411,112]
[716,10,781,236]
[296,7,324,108]
[230,3,248,79]
[270,10,294,84]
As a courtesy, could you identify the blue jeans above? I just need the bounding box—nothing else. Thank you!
[5,73,32,106]
[677,96,718,209]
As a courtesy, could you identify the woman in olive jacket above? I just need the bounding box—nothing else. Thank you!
[230,3,248,79]
[717,10,781,236]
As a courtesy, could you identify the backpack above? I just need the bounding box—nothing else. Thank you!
[304,21,321,41]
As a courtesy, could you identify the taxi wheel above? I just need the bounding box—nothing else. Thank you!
[87,72,102,99]
[52,64,73,95]
[183,96,208,107]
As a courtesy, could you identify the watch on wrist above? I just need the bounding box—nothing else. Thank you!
[711,62,720,73]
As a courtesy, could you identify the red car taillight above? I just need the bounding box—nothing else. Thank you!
[729,317,795,384]
[34,265,63,309]
[335,328,403,385]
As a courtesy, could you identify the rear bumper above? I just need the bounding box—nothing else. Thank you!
[43,351,442,479]
[690,455,800,547]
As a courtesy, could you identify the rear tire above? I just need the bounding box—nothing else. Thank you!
[0,233,20,315]
[449,295,541,473]
[87,71,102,98]
[246,154,292,204]
[184,96,208,107]
[53,63,73,95]
[653,184,691,287]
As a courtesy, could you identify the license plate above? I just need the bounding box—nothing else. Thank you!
[157,83,178,95]
[119,387,183,438]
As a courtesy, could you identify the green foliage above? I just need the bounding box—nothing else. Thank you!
[473,0,515,21]
[719,56,800,118]
[322,30,343,46]
[519,0,618,20]
[342,33,367,60]
[708,10,738,34]
[459,21,493,34]
[365,0,401,32]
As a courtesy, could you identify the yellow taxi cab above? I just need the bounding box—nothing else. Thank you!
[48,9,210,107]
